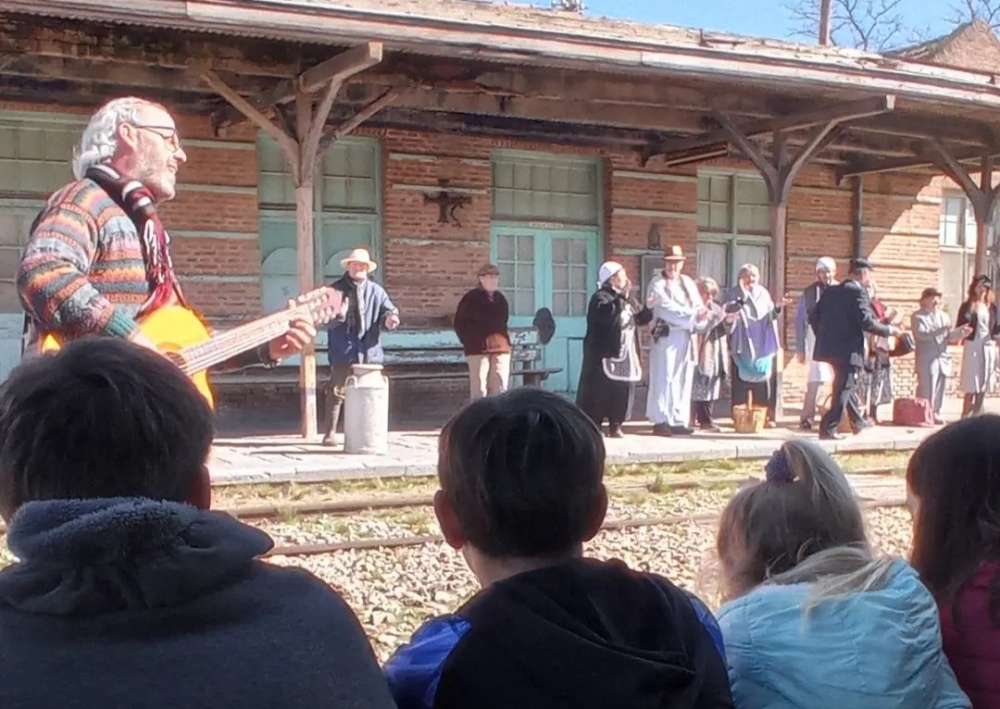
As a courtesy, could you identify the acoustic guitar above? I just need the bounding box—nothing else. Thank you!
[38,286,343,408]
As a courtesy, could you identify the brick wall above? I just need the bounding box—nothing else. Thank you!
[4,98,980,421]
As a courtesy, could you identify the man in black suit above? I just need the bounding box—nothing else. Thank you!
[810,258,900,440]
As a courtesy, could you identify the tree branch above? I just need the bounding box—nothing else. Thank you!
[784,0,906,51]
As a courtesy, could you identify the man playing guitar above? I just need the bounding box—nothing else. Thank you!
[18,97,316,370]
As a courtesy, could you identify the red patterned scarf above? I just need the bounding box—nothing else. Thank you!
[86,164,186,314]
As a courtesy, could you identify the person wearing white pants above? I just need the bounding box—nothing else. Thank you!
[795,257,837,430]
[454,263,512,400]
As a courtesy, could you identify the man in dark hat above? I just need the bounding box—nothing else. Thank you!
[810,257,901,440]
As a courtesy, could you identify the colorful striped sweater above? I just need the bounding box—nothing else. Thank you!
[18,178,270,370]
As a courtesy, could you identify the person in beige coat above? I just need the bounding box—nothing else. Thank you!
[911,287,970,424]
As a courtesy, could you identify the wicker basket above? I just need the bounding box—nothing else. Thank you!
[732,391,768,434]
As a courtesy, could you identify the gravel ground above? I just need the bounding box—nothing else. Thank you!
[0,485,914,663]
[261,490,915,662]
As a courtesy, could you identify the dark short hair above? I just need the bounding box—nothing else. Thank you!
[908,416,1000,619]
[0,337,214,520]
[437,388,605,558]
[849,257,873,274]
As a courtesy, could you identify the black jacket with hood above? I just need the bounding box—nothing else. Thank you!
[383,558,734,709]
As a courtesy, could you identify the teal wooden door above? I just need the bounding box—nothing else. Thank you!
[493,227,597,395]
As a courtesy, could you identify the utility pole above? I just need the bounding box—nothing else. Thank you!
[819,0,833,45]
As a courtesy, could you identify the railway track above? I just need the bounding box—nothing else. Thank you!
[0,466,906,549]
[243,465,906,558]
[264,495,909,558]
[220,465,903,522]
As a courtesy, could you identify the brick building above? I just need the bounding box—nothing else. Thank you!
[3,2,1000,431]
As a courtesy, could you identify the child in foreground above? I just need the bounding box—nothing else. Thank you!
[907,415,1000,709]
[383,388,734,709]
[715,438,969,709]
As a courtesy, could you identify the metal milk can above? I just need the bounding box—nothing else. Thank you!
[343,363,390,454]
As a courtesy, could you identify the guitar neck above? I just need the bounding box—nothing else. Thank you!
[177,309,299,375]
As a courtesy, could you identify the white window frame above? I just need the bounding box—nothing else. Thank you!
[695,168,772,292]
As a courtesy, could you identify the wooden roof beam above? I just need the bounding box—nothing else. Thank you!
[850,113,1000,148]
[837,143,1000,180]
[0,53,264,94]
[370,88,712,133]
[652,95,896,164]
[213,42,383,129]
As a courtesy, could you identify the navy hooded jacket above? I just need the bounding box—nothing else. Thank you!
[0,497,397,709]
[383,558,734,709]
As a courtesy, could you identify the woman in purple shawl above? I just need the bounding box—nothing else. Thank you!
[724,264,790,428]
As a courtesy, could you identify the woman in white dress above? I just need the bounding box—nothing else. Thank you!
[956,275,1000,418]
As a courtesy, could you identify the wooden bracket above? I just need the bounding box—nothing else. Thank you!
[318,88,399,153]
[212,42,383,129]
[927,141,1000,276]
[201,68,298,168]
[649,95,895,167]
[424,179,473,227]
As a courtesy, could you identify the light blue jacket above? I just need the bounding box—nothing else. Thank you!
[716,559,970,709]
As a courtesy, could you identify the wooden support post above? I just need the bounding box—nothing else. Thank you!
[715,112,843,422]
[928,142,1000,277]
[295,91,319,440]
[851,176,864,260]
[200,43,387,439]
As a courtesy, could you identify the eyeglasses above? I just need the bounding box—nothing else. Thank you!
[132,124,182,153]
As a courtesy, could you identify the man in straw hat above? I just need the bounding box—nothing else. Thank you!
[645,245,713,436]
[794,257,837,430]
[324,247,400,446]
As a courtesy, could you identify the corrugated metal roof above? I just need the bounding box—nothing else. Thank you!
[6,0,1000,110]
[0,0,898,60]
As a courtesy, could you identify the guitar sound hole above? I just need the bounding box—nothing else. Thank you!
[163,351,187,368]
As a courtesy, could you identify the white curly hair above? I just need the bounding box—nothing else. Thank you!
[71,97,167,179]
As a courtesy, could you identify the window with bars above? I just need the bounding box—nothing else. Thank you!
[258,135,378,212]
[695,171,772,291]
[492,157,599,225]
[550,236,589,317]
[938,191,993,316]
[0,121,79,200]
[495,233,537,316]
[0,116,86,314]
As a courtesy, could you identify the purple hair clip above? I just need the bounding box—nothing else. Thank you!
[764,448,795,483]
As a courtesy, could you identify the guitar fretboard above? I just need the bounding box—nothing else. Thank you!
[177,308,306,375]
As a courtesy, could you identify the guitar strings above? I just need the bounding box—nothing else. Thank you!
[178,301,334,375]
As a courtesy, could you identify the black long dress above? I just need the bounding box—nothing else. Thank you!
[575,285,653,428]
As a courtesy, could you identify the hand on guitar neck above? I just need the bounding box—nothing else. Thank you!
[266,298,317,361]
[41,286,340,407]
[125,296,318,363]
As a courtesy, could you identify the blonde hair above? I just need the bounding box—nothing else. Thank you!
[697,276,719,297]
[717,439,896,611]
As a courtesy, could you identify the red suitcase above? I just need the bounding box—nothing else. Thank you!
[892,397,935,427]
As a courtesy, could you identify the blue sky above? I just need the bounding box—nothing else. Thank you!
[563,1,958,43]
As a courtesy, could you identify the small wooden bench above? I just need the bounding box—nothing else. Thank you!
[212,327,562,389]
